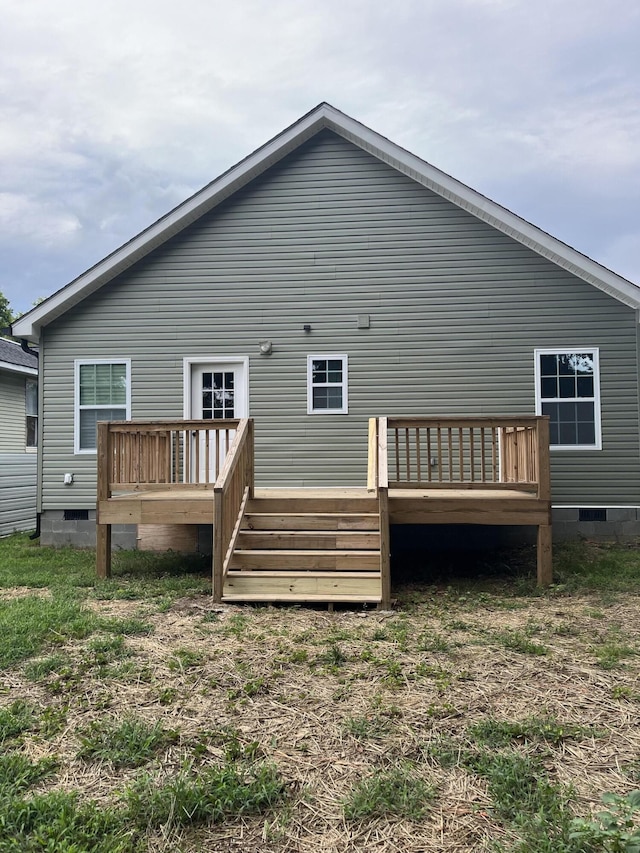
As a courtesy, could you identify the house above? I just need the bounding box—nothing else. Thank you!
[10,103,640,583]
[0,338,38,536]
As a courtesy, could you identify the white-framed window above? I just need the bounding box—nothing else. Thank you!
[74,360,131,453]
[25,379,38,449]
[534,349,601,450]
[307,354,348,414]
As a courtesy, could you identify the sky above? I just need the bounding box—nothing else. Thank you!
[1,0,639,316]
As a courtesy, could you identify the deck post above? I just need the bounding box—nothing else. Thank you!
[535,416,553,586]
[379,487,391,609]
[537,524,553,586]
[96,523,112,579]
[96,422,112,579]
[377,417,391,609]
[247,418,255,500]
[213,489,223,602]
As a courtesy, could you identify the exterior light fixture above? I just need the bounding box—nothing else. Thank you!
[259,340,273,355]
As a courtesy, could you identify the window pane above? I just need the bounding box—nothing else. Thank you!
[559,377,576,398]
[312,360,327,383]
[326,387,343,408]
[541,377,557,399]
[79,408,126,450]
[558,355,575,376]
[26,416,37,448]
[572,353,594,374]
[80,364,126,405]
[213,373,223,390]
[313,387,329,409]
[559,421,578,445]
[557,402,578,423]
[225,372,234,389]
[312,386,342,410]
[540,355,557,376]
[25,380,38,416]
[576,376,594,397]
[577,421,596,445]
[542,403,559,444]
[202,372,212,390]
[576,401,594,421]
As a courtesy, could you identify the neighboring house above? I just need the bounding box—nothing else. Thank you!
[11,103,640,549]
[0,338,38,536]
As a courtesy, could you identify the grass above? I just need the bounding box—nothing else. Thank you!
[77,716,179,768]
[124,762,286,828]
[0,790,140,853]
[0,700,38,743]
[468,715,596,747]
[0,752,58,797]
[343,765,436,820]
[0,594,96,669]
[0,532,638,850]
[494,629,549,656]
[0,532,210,599]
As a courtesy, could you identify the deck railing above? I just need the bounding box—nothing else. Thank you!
[97,419,241,494]
[213,419,254,601]
[368,416,550,497]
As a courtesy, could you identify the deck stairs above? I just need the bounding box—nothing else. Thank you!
[222,493,382,603]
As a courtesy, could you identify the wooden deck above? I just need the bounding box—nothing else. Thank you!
[96,415,552,607]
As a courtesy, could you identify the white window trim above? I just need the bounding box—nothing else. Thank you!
[534,347,601,451]
[182,356,250,418]
[307,354,348,415]
[74,359,131,454]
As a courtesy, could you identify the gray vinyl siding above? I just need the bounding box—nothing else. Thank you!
[0,372,26,451]
[40,130,640,509]
[0,454,36,535]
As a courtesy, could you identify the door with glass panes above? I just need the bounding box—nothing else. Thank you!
[190,363,247,482]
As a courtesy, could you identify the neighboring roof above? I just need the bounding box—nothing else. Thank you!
[12,102,640,341]
[0,338,37,375]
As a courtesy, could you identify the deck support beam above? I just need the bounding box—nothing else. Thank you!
[96,421,112,579]
[96,522,112,579]
[379,487,391,609]
[213,491,223,603]
[537,524,553,586]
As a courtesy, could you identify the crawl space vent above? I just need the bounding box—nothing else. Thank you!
[578,508,607,523]
[63,510,90,521]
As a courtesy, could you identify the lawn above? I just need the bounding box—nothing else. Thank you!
[0,532,639,852]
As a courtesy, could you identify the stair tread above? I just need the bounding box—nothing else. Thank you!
[239,531,379,537]
[232,549,380,555]
[244,512,380,517]
[222,594,382,603]
[227,570,381,577]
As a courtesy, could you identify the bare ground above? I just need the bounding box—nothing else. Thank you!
[3,586,640,851]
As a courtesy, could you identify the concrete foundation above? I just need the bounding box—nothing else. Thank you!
[40,510,213,553]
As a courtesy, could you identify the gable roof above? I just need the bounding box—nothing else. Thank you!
[0,338,37,375]
[12,102,640,341]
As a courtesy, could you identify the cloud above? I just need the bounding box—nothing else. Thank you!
[0,0,638,313]
[0,193,81,245]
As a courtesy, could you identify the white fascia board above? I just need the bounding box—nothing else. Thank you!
[0,360,37,376]
[14,103,640,341]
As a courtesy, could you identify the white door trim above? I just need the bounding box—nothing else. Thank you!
[182,356,250,418]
